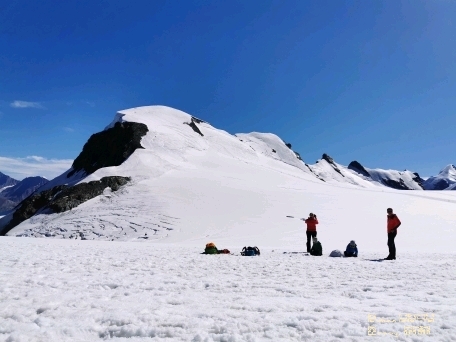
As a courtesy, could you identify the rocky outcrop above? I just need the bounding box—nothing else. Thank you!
[322,153,344,177]
[68,122,148,177]
[411,172,425,189]
[0,176,130,236]
[381,178,410,190]
[184,117,204,136]
[348,161,370,178]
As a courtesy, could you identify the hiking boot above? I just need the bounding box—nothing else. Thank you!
[384,256,396,260]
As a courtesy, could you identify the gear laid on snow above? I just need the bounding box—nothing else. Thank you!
[241,246,260,256]
[329,250,342,257]
[310,241,322,256]
[203,242,230,254]
[204,242,218,254]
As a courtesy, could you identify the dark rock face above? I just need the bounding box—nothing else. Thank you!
[322,153,344,177]
[348,161,371,178]
[285,143,292,149]
[191,116,206,124]
[0,176,130,236]
[322,153,334,164]
[68,122,148,177]
[184,117,204,136]
[382,178,410,190]
[411,172,425,189]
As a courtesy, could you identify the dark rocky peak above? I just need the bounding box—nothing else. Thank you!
[68,121,148,178]
[322,153,334,164]
[321,153,344,177]
[191,116,207,124]
[348,161,370,178]
[0,172,19,189]
[411,172,425,189]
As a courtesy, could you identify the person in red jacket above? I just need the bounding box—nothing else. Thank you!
[385,208,401,260]
[304,213,319,253]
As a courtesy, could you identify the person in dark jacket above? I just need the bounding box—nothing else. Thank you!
[344,240,358,257]
[304,213,319,253]
[385,208,401,260]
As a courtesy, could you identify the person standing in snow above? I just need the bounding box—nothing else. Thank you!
[304,213,318,253]
[385,208,401,260]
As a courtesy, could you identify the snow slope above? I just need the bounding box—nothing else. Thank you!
[1,238,455,342]
[3,106,456,253]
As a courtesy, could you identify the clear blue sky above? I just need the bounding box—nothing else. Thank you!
[1,0,455,179]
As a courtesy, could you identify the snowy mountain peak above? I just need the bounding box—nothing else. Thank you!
[0,172,19,190]
[423,164,456,190]
[439,164,456,177]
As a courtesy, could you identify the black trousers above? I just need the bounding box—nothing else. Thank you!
[387,231,397,258]
[306,231,317,252]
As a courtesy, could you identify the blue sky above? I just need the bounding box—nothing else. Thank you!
[1,0,455,180]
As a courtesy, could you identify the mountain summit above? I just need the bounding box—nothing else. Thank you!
[423,164,456,190]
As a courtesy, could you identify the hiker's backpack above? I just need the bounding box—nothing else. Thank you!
[310,241,322,256]
[205,242,218,254]
[241,246,260,256]
[329,249,342,257]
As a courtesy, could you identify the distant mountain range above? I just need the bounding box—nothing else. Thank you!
[0,172,48,214]
[306,155,455,191]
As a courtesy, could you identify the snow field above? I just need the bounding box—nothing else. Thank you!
[1,238,455,341]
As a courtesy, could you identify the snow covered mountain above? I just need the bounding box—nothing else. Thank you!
[423,164,456,190]
[304,154,425,190]
[0,176,48,202]
[0,171,19,191]
[0,174,48,214]
[1,106,455,253]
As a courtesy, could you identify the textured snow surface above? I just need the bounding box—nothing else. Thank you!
[1,237,455,342]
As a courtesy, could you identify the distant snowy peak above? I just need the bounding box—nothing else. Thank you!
[0,172,19,191]
[423,164,456,190]
[0,176,49,202]
[347,160,424,190]
[0,176,48,215]
[307,156,424,190]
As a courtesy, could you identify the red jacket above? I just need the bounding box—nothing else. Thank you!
[305,217,319,232]
[387,214,401,233]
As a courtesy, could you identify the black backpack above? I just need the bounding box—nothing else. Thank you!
[241,246,260,256]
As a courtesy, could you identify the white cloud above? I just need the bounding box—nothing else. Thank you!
[63,127,75,132]
[0,156,73,180]
[10,100,45,109]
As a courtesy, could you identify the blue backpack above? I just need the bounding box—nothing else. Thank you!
[241,246,260,256]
